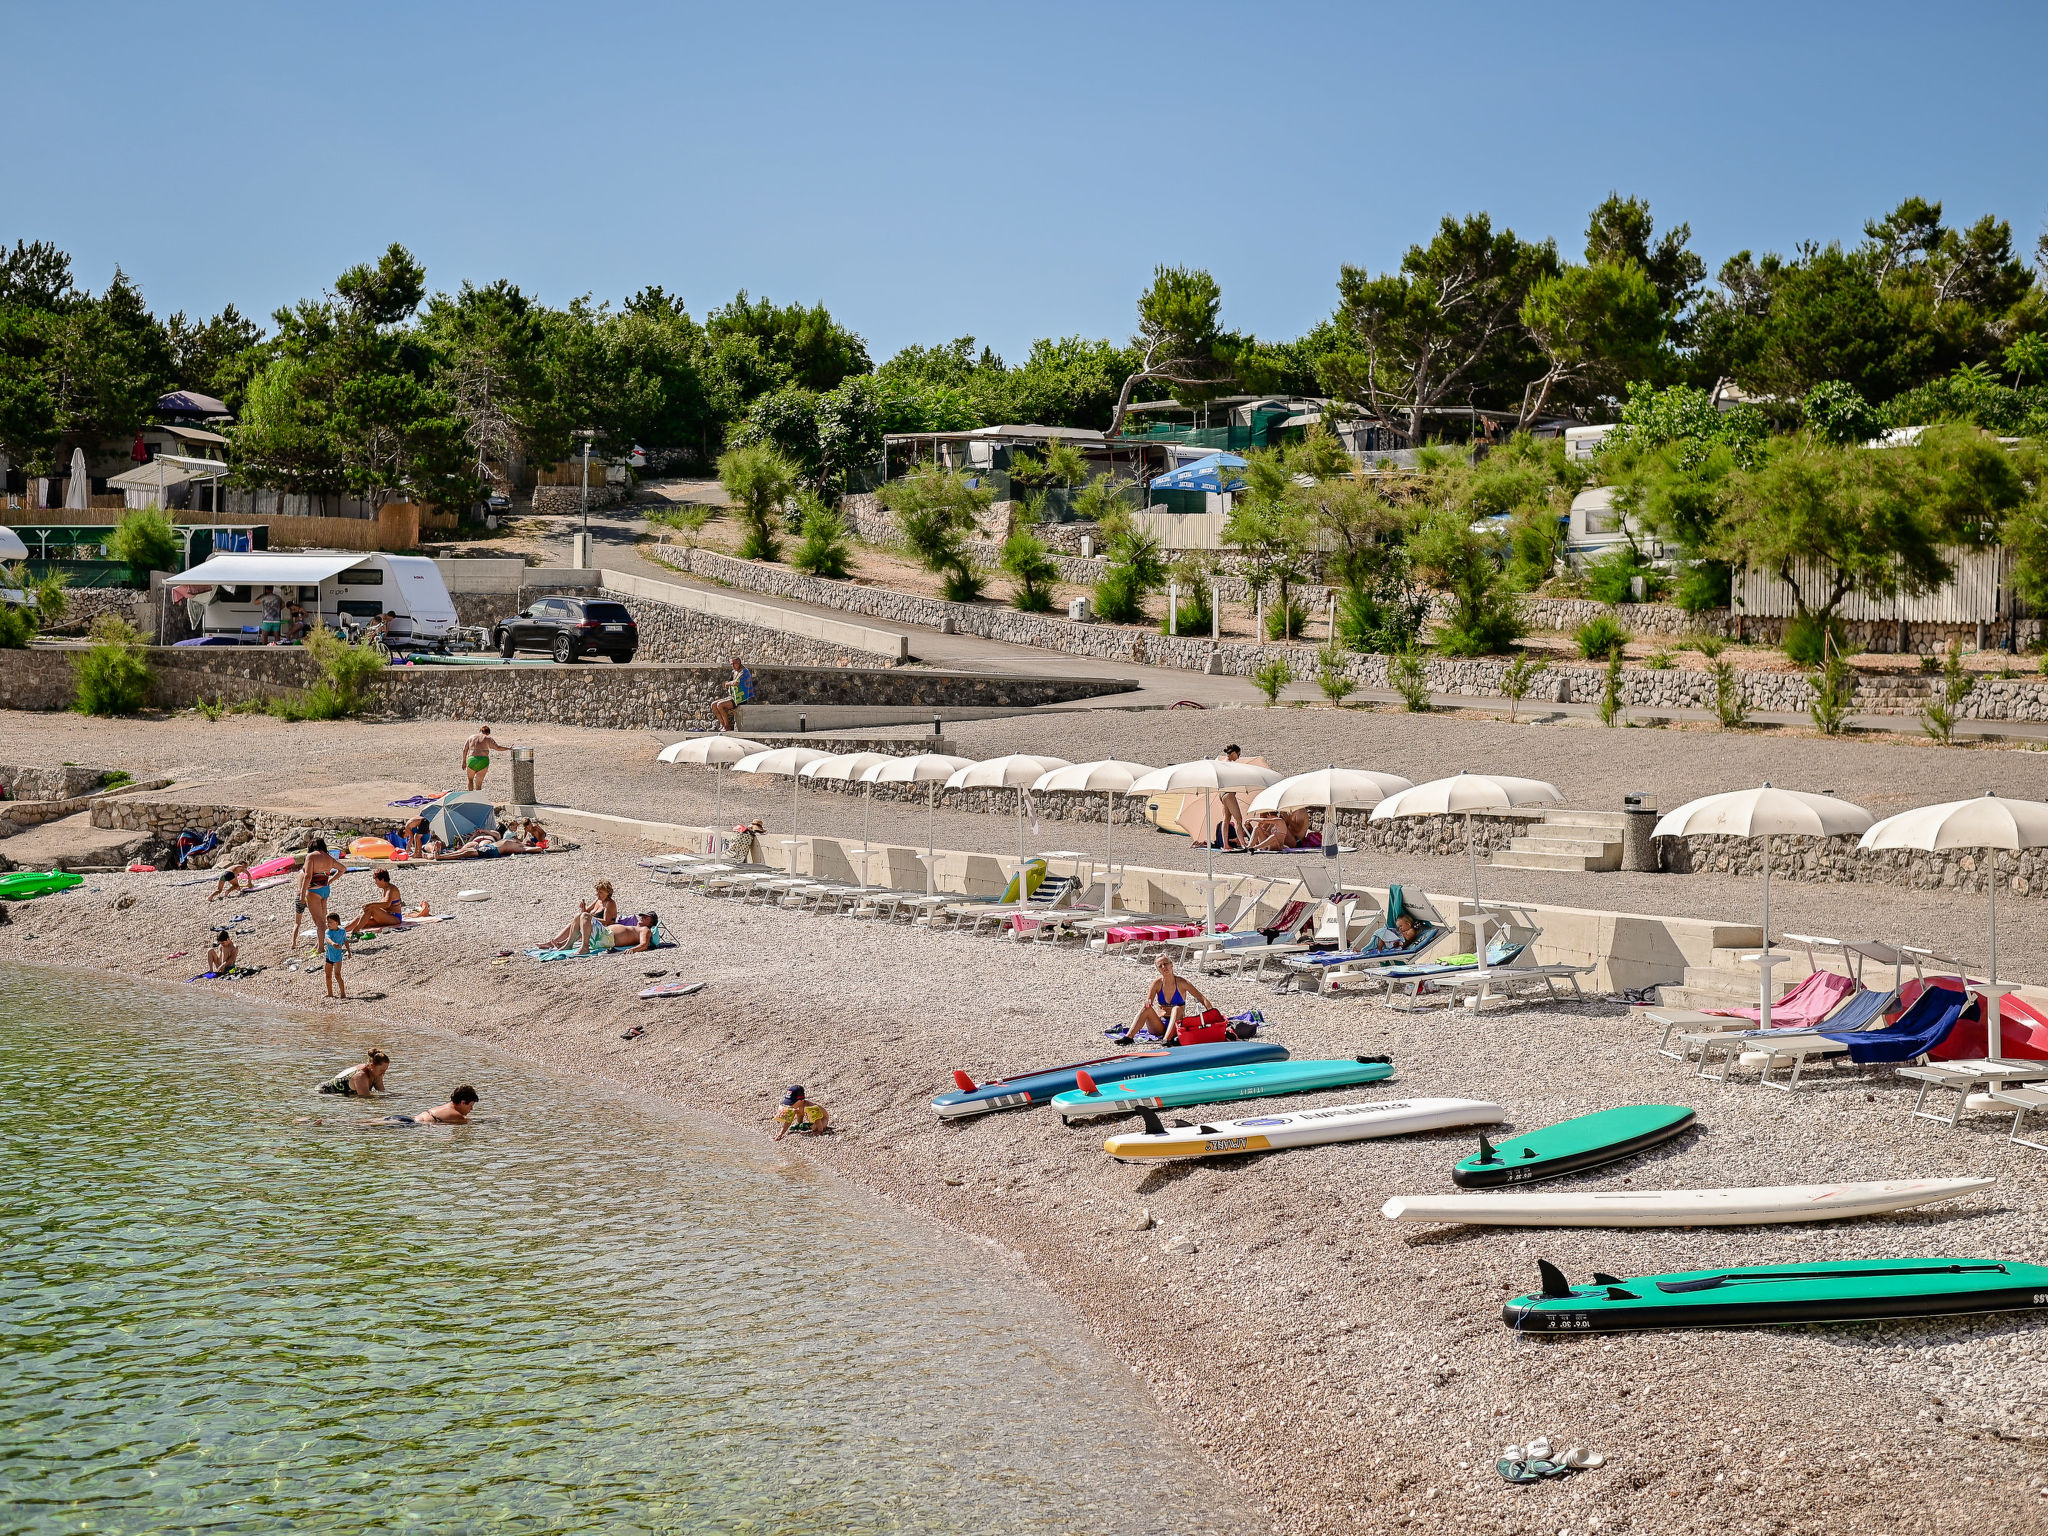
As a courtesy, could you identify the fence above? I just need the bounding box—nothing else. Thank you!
[1735,545,2019,624]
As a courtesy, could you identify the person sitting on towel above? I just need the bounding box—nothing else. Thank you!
[542,880,618,948]
[351,870,406,931]
[774,1085,829,1139]
[206,928,239,973]
[573,912,660,955]
[1248,806,1312,852]
[1113,956,1214,1045]
[1361,913,1424,956]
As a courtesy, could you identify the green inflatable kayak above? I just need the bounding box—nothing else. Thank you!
[1453,1104,1694,1188]
[0,870,84,902]
[1505,1257,2048,1333]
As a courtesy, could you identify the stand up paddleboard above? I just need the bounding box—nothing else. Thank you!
[1452,1105,1694,1187]
[1504,1255,2048,1333]
[1051,1056,1393,1122]
[1385,1176,1994,1228]
[932,1040,1288,1119]
[1102,1096,1503,1162]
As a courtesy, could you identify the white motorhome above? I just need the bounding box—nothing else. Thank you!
[172,551,458,646]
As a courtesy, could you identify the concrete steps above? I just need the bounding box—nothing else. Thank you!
[1492,809,1625,873]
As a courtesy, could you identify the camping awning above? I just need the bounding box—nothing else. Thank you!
[176,554,367,585]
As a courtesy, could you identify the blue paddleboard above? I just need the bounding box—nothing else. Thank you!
[1050,1055,1393,1121]
[932,1040,1289,1119]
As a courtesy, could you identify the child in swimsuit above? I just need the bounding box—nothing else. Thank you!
[774,1086,829,1139]
[323,916,352,999]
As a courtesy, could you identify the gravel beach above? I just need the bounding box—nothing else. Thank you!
[6,706,2048,1534]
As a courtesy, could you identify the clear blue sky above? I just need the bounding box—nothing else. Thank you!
[7,0,2045,362]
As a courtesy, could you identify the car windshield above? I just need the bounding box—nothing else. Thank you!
[582,603,633,623]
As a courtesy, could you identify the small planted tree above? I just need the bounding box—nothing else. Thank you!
[1599,649,1626,727]
[1389,649,1432,712]
[882,465,991,603]
[0,562,71,631]
[718,443,799,560]
[1574,613,1630,660]
[1314,643,1357,705]
[1809,652,1855,736]
[1160,555,1215,636]
[72,614,153,716]
[1711,659,1748,729]
[1407,505,1524,656]
[1499,653,1548,722]
[1094,527,1166,624]
[648,503,715,547]
[107,508,179,573]
[999,522,1060,612]
[789,491,855,579]
[1251,655,1294,706]
[1921,640,1976,745]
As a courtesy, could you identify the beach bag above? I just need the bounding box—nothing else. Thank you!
[1226,1009,1265,1040]
[1176,1007,1230,1045]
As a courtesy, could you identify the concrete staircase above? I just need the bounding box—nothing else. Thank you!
[1653,944,1836,1012]
[1491,810,1625,873]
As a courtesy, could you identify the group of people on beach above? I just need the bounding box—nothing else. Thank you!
[315,1048,476,1124]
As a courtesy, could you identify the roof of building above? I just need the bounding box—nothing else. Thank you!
[881,423,1110,444]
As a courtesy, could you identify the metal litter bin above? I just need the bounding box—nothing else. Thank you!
[510,746,536,811]
[1622,791,1658,873]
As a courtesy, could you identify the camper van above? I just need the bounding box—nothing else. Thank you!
[174,551,458,647]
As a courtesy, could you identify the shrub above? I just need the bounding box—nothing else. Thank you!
[1,561,70,628]
[1646,648,1674,669]
[1094,528,1165,625]
[1673,560,1733,614]
[194,694,226,722]
[1809,652,1855,736]
[1389,649,1432,712]
[999,527,1059,612]
[1160,577,1213,636]
[647,503,715,546]
[885,466,989,602]
[718,442,799,561]
[1407,505,1524,656]
[1263,596,1309,641]
[1584,546,1656,605]
[1921,640,1975,745]
[107,508,179,572]
[1337,568,1431,654]
[0,603,32,649]
[72,614,152,716]
[1783,612,1852,667]
[1689,633,1726,659]
[1251,656,1294,706]
[281,628,387,720]
[1574,613,1631,660]
[1710,659,1748,729]
[1314,644,1357,705]
[1498,653,1548,722]
[1599,650,1625,727]
[789,493,854,579]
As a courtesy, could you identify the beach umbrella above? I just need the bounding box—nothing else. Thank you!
[800,752,896,886]
[1248,765,1414,895]
[731,746,835,856]
[945,755,1073,874]
[1653,784,1873,1029]
[860,753,974,893]
[1149,451,1249,494]
[1128,758,1284,931]
[1857,793,2048,1062]
[65,446,88,509]
[1370,771,1563,975]
[1030,759,1158,892]
[425,790,498,846]
[656,735,769,823]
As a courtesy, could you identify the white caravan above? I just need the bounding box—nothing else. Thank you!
[173,551,458,646]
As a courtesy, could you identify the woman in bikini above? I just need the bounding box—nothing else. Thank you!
[1114,956,1213,1045]
[351,870,405,931]
[292,839,345,955]
[318,1050,391,1096]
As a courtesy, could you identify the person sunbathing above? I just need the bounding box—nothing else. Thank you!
[207,862,254,901]
[351,870,405,931]
[1361,913,1424,956]
[1112,956,1212,1045]
[434,832,518,860]
[573,912,659,955]
[1248,807,1312,851]
[542,880,617,948]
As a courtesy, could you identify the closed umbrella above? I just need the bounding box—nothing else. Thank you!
[1248,765,1414,895]
[1653,784,1874,1029]
[944,755,1073,875]
[1128,758,1284,932]
[656,735,769,824]
[731,746,835,860]
[65,446,88,509]
[425,790,498,846]
[1857,792,2048,1062]
[800,752,896,886]
[860,753,974,893]
[1030,759,1158,892]
[1369,771,1563,975]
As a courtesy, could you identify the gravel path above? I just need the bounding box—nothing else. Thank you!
[6,708,2048,1533]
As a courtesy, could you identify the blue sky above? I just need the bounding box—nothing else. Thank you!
[7,0,2046,361]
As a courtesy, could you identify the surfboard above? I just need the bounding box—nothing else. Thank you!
[932,1040,1289,1119]
[1051,1056,1394,1122]
[638,980,706,999]
[1503,1255,2048,1333]
[1101,1096,1503,1162]
[1385,1176,1995,1228]
[1451,1104,1694,1188]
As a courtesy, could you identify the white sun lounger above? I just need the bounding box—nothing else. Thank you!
[1898,1061,2048,1129]
[1991,1085,2048,1154]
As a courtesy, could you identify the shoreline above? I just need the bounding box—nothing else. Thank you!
[7,817,2046,1535]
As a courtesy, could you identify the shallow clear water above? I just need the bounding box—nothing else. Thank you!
[0,966,1244,1534]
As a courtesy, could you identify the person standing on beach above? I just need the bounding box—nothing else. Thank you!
[322,914,352,999]
[292,839,345,956]
[462,725,508,791]
[1215,745,1249,850]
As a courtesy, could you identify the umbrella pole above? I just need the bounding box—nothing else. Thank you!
[1106,790,1115,899]
[714,765,723,827]
[1989,853,2004,1062]
[792,775,801,874]
[926,782,937,896]
[1757,837,1774,1031]
[1468,811,1488,978]
[1330,800,1340,898]
[1205,789,1217,934]
[861,783,871,889]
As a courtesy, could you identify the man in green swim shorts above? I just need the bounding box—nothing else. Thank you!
[461,724,507,792]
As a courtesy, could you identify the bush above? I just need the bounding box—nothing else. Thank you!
[0,603,34,649]
[789,493,854,580]
[1337,569,1431,654]
[1251,656,1294,706]
[194,694,226,721]
[1498,653,1548,722]
[1,561,70,629]
[1407,505,1524,656]
[1673,560,1733,614]
[1314,644,1356,705]
[72,614,152,716]
[1574,613,1631,660]
[1710,659,1748,729]
[1599,650,1625,727]
[1161,579,1213,636]
[1646,648,1674,669]
[1094,528,1165,625]
[1263,596,1308,641]
[718,443,799,561]
[1584,546,1664,605]
[291,628,386,718]
[1809,652,1854,736]
[999,526,1059,612]
[1783,612,1852,667]
[1093,565,1147,624]
[1689,633,1726,659]
[647,503,715,546]
[107,508,179,572]
[1389,649,1432,712]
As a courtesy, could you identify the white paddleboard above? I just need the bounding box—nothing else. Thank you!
[1102,1096,1503,1162]
[1380,1176,1996,1228]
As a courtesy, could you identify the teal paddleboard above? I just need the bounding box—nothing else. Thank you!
[0,870,84,901]
[1053,1056,1393,1123]
[1453,1104,1693,1188]
[1505,1256,2048,1333]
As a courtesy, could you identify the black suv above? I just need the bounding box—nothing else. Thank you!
[491,597,639,663]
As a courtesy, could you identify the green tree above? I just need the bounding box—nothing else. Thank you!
[998,520,1060,612]
[706,292,869,393]
[1094,524,1166,624]
[788,490,854,579]
[72,614,152,716]
[1407,504,1523,656]
[718,442,799,560]
[1104,267,1241,436]
[881,465,989,602]
[1582,193,1706,339]
[106,508,178,571]
[1516,257,1667,424]
[1222,450,1316,627]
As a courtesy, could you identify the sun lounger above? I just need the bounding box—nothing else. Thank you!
[1991,1085,2048,1154]
[1006,879,1113,940]
[1898,1058,2048,1128]
[1243,898,1365,978]
[959,873,1081,935]
[1747,984,1973,1093]
[1643,969,1861,1060]
[1281,924,1457,995]
[1688,986,1895,1081]
[1421,959,1594,1011]
[1186,900,1316,974]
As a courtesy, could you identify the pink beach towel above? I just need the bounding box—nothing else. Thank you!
[1703,969,1857,1028]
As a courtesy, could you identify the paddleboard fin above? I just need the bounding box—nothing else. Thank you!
[1591,1272,1623,1286]
[1076,1070,1099,1096]
[1355,1054,1392,1065]
[1604,1287,1638,1301]
[1536,1259,1572,1299]
[1136,1106,1166,1137]
[1475,1133,1500,1165]
[951,1070,976,1093]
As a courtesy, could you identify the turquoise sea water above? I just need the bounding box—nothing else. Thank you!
[0,966,1243,1534]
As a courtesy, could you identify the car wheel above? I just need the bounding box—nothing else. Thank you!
[552,635,577,664]
[612,651,635,664]
[498,632,516,659]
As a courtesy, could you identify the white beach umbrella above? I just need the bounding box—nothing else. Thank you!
[1654,783,1874,1028]
[800,752,897,886]
[1248,765,1415,896]
[945,754,1073,872]
[1031,759,1158,890]
[656,735,769,823]
[65,446,88,509]
[861,752,975,893]
[1858,792,2048,1062]
[731,746,836,848]
[1370,771,1564,973]
[1128,758,1285,931]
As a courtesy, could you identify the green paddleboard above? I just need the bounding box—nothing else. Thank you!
[1505,1257,2048,1333]
[1452,1104,1693,1188]
[0,870,84,901]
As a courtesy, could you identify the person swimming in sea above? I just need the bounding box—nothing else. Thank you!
[317,1049,391,1096]
[381,1086,478,1125]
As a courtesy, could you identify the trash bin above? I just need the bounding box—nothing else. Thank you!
[510,746,536,811]
[1621,791,1658,873]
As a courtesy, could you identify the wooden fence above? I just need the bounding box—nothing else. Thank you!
[6,502,435,551]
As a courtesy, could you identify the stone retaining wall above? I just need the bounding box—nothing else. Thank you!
[1660,831,2048,900]
[531,483,625,515]
[0,763,118,800]
[595,587,890,669]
